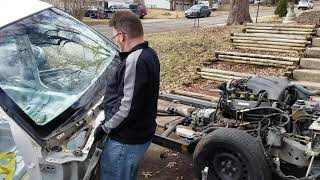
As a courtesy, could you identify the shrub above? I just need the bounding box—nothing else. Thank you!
[274,0,288,17]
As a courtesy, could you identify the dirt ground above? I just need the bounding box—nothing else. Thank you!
[139,144,195,180]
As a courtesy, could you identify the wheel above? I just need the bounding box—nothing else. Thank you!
[193,128,271,180]
[139,15,144,19]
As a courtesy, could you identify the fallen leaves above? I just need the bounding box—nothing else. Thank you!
[141,171,153,179]
[166,162,177,168]
[297,10,320,25]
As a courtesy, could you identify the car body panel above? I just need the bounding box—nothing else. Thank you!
[0,0,52,28]
[0,1,120,179]
[0,6,119,148]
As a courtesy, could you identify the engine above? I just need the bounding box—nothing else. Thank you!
[205,76,320,178]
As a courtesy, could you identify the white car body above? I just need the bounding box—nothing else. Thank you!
[0,0,119,179]
[298,0,314,9]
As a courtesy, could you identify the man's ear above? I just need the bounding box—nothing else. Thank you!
[120,34,126,42]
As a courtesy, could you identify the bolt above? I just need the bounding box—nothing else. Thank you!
[221,161,226,166]
[232,168,237,172]
[221,168,226,173]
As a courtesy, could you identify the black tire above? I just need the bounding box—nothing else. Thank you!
[193,128,271,180]
[139,15,144,19]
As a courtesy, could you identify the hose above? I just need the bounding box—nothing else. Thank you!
[240,106,286,114]
[290,84,320,96]
[254,91,267,108]
[226,80,235,92]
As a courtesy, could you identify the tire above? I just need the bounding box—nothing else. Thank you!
[193,128,271,180]
[139,15,144,19]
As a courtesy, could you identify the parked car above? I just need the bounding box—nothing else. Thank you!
[298,0,314,9]
[185,4,211,18]
[107,3,147,19]
[199,1,219,10]
[84,6,98,17]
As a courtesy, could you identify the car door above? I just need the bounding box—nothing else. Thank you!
[201,6,208,17]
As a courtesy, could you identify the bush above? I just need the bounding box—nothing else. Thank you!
[274,0,288,17]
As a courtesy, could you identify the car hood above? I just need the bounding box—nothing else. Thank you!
[185,9,199,13]
[0,7,120,149]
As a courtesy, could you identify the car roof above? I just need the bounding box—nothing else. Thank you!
[0,0,52,28]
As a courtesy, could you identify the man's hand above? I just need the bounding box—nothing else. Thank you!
[94,124,106,141]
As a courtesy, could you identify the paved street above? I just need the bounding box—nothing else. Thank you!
[92,9,274,38]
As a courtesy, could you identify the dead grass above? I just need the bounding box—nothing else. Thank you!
[145,26,236,90]
[257,15,283,23]
[83,17,109,26]
[145,9,185,19]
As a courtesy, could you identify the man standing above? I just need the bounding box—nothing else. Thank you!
[94,11,160,180]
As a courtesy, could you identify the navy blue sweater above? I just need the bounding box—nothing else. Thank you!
[102,42,160,144]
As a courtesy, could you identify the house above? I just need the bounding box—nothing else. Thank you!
[91,0,131,8]
[172,0,211,10]
[144,0,170,9]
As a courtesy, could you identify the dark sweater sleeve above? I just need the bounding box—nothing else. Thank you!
[102,49,147,133]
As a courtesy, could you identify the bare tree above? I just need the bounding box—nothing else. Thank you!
[133,0,145,3]
[208,0,214,8]
[226,0,252,25]
[42,0,85,20]
[170,0,174,10]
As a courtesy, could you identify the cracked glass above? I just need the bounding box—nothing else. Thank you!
[0,8,117,125]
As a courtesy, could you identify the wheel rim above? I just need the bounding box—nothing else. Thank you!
[208,147,249,180]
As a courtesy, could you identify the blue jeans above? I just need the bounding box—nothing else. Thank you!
[100,138,151,180]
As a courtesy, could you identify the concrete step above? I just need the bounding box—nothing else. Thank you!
[292,81,320,90]
[306,47,320,58]
[300,58,320,70]
[312,37,320,47]
[293,69,320,82]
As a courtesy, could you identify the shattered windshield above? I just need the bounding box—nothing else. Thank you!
[0,8,117,125]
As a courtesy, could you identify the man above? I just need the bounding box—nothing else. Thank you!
[94,11,160,180]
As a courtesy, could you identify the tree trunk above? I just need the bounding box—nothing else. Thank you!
[226,0,252,25]
[208,0,214,7]
[170,0,174,10]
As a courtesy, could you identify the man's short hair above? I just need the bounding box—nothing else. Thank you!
[109,11,144,38]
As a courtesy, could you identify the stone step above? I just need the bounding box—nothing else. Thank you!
[293,69,320,82]
[312,37,320,47]
[306,47,320,58]
[292,81,320,91]
[300,58,320,70]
